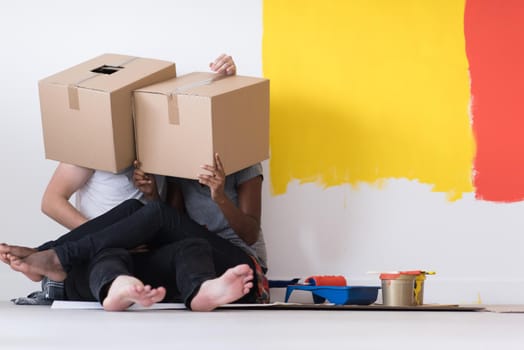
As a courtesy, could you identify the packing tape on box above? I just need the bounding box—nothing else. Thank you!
[66,74,98,110]
[167,94,179,125]
[66,56,139,110]
[117,56,139,66]
[67,85,80,110]
[166,74,228,125]
[174,74,227,93]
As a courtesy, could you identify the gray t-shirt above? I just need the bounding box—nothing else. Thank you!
[172,163,267,269]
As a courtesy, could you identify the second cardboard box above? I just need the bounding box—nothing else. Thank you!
[133,72,269,179]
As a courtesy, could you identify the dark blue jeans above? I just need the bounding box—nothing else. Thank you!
[40,199,257,307]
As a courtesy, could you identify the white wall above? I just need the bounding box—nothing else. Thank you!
[1,0,523,305]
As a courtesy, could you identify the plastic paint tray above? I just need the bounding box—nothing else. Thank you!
[285,285,380,305]
[268,279,300,288]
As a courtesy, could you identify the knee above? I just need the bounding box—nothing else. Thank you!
[118,199,144,216]
[122,198,144,210]
[144,200,163,211]
[176,238,212,254]
[88,248,132,303]
[144,200,177,219]
[90,248,131,266]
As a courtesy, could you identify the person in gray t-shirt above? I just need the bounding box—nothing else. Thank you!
[172,162,267,270]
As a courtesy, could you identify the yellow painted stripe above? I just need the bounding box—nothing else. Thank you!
[263,0,474,200]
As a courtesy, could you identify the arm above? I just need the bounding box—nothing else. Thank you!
[199,154,262,245]
[41,163,94,230]
[132,160,160,201]
[224,175,262,245]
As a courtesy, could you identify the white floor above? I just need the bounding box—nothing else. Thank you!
[1,301,524,350]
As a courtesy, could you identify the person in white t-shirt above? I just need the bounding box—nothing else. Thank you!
[41,163,163,230]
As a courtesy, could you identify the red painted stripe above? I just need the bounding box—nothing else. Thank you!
[465,0,524,202]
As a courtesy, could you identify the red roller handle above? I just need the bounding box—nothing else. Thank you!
[305,275,347,286]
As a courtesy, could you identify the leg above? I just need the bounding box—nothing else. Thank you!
[171,237,257,311]
[197,233,259,305]
[0,199,143,272]
[190,264,254,312]
[88,248,165,311]
[136,238,254,311]
[38,199,145,251]
[4,201,205,283]
[1,244,49,281]
[103,275,166,311]
[0,199,143,300]
[133,247,183,303]
[54,201,206,272]
[0,243,36,264]
[9,250,65,282]
[63,264,97,301]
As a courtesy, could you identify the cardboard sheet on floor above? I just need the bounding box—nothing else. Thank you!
[482,305,524,313]
[51,301,186,310]
[222,303,485,311]
[51,301,484,311]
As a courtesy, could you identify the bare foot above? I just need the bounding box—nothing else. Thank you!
[190,264,254,312]
[0,244,9,265]
[8,255,43,282]
[9,249,66,282]
[103,275,166,311]
[0,244,36,265]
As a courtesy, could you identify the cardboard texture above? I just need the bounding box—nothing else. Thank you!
[39,53,177,173]
[133,72,269,179]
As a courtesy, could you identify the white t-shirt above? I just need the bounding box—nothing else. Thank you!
[75,166,165,220]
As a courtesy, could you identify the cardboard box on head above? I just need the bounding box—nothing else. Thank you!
[133,72,269,179]
[39,53,177,173]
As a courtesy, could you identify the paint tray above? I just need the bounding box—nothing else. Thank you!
[285,285,380,305]
[268,279,300,288]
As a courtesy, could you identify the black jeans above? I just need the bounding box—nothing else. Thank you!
[40,199,257,307]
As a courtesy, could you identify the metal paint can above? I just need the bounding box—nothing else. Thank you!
[380,272,418,306]
[380,270,435,306]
